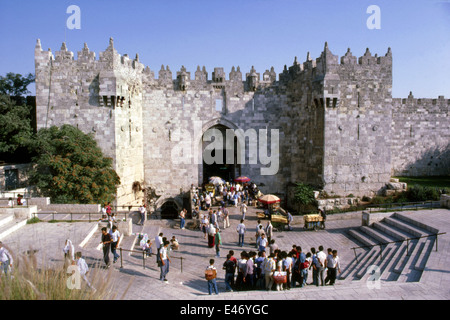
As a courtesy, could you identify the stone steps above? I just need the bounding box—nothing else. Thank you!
[396,238,428,283]
[0,213,28,240]
[379,241,408,281]
[360,225,397,244]
[383,217,430,238]
[372,221,411,241]
[345,212,438,284]
[414,237,435,272]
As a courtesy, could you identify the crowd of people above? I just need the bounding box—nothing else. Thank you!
[192,181,262,210]
[205,245,341,294]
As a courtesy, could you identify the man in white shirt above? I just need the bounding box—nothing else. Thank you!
[263,254,276,291]
[138,204,147,225]
[109,226,121,263]
[0,242,13,276]
[316,245,327,286]
[155,232,163,264]
[159,240,171,282]
[257,233,268,253]
[240,202,247,220]
[325,249,341,285]
[236,219,246,247]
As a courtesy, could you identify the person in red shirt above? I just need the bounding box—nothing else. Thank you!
[228,250,237,288]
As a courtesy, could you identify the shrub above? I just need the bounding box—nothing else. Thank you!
[406,185,440,202]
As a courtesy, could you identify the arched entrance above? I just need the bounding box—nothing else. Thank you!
[160,200,179,219]
[201,123,241,185]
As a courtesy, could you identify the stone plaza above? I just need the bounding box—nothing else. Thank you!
[1,203,449,300]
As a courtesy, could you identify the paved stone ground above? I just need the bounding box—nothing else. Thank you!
[1,205,449,300]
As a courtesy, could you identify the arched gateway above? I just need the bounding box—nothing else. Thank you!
[199,118,242,185]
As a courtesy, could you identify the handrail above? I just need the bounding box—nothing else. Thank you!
[351,232,446,263]
[118,247,184,272]
[32,211,130,223]
[367,200,440,213]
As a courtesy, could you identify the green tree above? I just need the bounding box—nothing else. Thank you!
[0,73,35,163]
[293,182,316,206]
[0,95,34,163]
[0,72,35,98]
[30,125,120,204]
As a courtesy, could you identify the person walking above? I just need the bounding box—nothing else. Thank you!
[138,204,146,225]
[180,208,186,230]
[208,223,216,248]
[75,251,95,290]
[109,225,121,263]
[236,219,246,247]
[320,208,327,229]
[222,206,230,229]
[240,202,247,220]
[0,242,13,277]
[223,254,236,292]
[265,221,273,244]
[159,240,171,282]
[215,229,222,257]
[205,259,219,295]
[101,227,112,268]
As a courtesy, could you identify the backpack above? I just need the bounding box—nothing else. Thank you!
[205,268,217,281]
[301,260,310,270]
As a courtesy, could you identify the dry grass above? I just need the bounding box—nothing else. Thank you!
[0,247,133,300]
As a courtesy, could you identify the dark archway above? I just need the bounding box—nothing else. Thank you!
[202,124,241,185]
[160,200,179,219]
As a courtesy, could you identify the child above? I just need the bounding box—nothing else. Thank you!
[75,252,94,290]
[170,236,179,250]
[142,239,153,257]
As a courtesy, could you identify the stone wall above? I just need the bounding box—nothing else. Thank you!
[34,39,144,206]
[34,38,449,210]
[322,47,393,197]
[391,94,450,176]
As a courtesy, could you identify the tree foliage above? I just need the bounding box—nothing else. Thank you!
[0,94,34,163]
[0,72,35,98]
[293,183,316,205]
[30,125,120,204]
[0,73,36,163]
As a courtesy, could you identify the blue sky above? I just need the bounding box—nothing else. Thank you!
[0,0,449,98]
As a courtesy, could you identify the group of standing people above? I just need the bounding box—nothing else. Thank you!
[214,244,341,293]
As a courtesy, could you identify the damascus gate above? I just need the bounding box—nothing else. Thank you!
[34,38,450,213]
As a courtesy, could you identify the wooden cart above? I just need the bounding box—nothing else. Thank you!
[303,214,324,231]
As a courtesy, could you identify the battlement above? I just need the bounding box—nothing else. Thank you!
[393,93,450,112]
[280,42,392,83]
